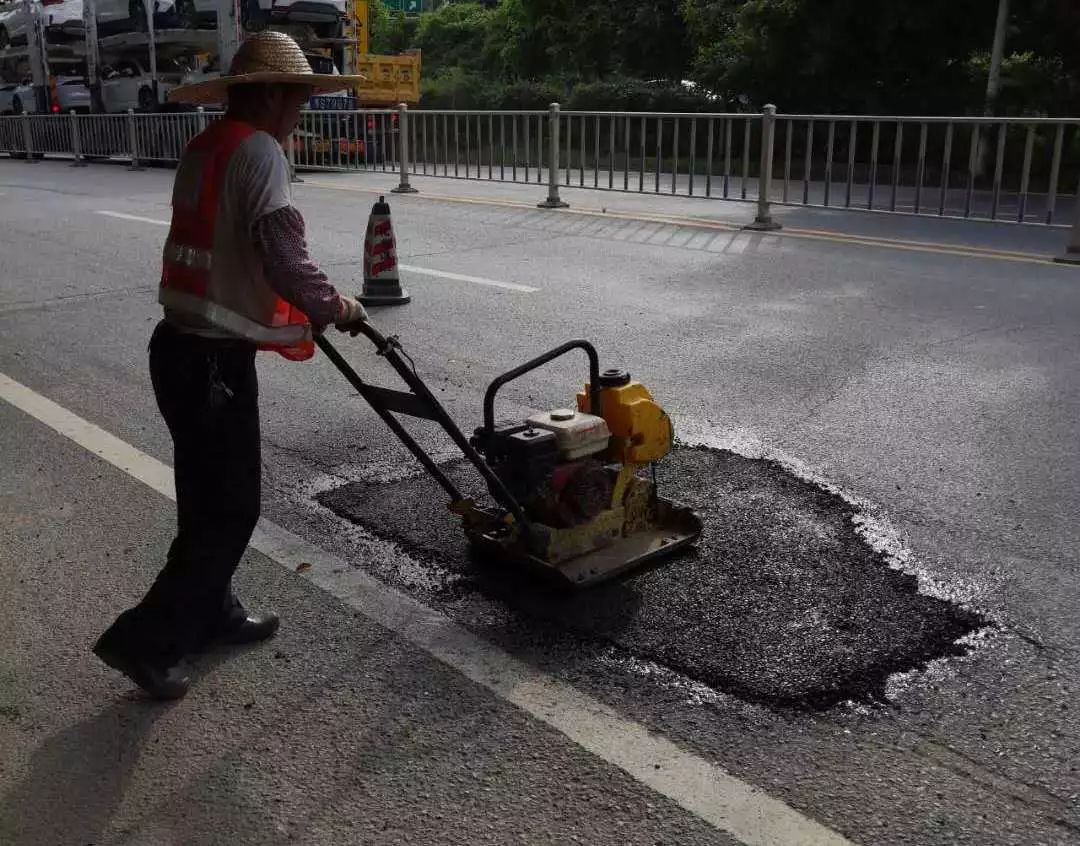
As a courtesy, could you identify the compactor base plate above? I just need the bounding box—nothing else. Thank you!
[465,495,702,588]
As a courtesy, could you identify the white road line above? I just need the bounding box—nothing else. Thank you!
[92,211,539,293]
[0,371,855,846]
[96,210,169,226]
[398,264,538,293]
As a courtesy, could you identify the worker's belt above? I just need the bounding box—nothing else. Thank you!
[163,240,213,272]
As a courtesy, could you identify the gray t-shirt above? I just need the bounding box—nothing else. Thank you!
[164,130,292,338]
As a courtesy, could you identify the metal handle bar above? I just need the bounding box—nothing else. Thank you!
[316,326,533,533]
[482,340,602,435]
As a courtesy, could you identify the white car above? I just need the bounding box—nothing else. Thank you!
[167,0,344,36]
[0,75,90,114]
[0,0,82,45]
[53,74,91,112]
[43,0,87,40]
[92,0,174,33]
[0,0,44,48]
[253,0,345,35]
[101,56,186,112]
[0,80,35,113]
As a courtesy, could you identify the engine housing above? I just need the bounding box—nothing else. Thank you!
[472,408,614,528]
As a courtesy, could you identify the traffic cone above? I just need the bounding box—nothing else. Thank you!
[358,196,410,306]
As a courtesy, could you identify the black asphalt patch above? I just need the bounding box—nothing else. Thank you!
[317,446,987,710]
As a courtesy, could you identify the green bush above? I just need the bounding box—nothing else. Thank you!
[419,68,493,109]
[566,77,719,113]
[419,72,726,113]
[490,78,566,110]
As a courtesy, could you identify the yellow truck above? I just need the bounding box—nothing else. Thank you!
[350,50,419,105]
[340,0,419,105]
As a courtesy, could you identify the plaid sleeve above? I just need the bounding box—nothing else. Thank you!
[254,205,346,328]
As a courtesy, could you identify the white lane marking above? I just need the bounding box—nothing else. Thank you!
[96,210,169,226]
[398,264,538,293]
[93,211,539,294]
[0,371,855,846]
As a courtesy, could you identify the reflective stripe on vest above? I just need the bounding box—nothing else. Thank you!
[159,119,315,361]
[160,289,310,345]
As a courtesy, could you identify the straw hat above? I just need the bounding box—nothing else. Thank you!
[168,31,366,105]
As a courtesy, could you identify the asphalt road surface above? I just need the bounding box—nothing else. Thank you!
[1,159,1079,846]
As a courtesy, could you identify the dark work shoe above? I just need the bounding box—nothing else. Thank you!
[211,609,280,647]
[93,636,190,701]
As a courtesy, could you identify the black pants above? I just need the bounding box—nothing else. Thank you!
[100,321,261,667]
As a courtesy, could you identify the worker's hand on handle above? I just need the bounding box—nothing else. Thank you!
[334,296,369,337]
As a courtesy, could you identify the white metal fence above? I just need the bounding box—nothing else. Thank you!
[2,105,1078,229]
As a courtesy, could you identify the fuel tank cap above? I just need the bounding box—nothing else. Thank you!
[599,369,631,387]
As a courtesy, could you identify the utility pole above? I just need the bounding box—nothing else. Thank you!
[22,0,48,112]
[984,0,1009,116]
[82,0,104,111]
[977,0,1009,176]
[143,0,158,108]
[217,0,242,73]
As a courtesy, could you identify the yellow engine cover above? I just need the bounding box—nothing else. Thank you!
[577,381,673,464]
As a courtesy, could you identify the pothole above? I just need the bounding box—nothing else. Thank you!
[316,445,990,711]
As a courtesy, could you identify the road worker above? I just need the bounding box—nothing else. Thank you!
[93,31,370,700]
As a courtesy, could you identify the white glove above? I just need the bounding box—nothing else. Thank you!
[335,296,369,334]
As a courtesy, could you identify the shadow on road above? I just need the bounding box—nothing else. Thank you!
[0,644,263,845]
[0,699,164,845]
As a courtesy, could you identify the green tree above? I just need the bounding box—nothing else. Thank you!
[378,11,419,55]
[482,0,549,79]
[368,0,391,53]
[1000,0,1080,114]
[413,2,497,73]
[682,0,993,113]
[618,0,691,82]
[388,0,1077,116]
[514,0,691,81]
[506,0,611,79]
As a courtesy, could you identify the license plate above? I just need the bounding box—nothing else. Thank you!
[308,95,355,111]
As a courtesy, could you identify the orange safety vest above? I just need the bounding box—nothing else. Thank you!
[159,119,315,362]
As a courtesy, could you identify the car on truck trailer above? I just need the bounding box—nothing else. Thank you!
[1,0,420,171]
[44,0,84,40]
[170,0,345,38]
[0,0,80,46]
[90,0,344,37]
[53,71,90,109]
[0,78,31,110]
[0,73,89,112]
[0,0,57,48]
[101,54,185,110]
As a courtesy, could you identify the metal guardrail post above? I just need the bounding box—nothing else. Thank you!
[391,103,418,194]
[21,113,38,164]
[70,110,86,167]
[126,109,142,171]
[746,104,780,230]
[287,131,303,183]
[1055,207,1080,265]
[196,105,207,133]
[538,103,569,208]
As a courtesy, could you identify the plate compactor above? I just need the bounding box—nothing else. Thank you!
[317,323,702,588]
